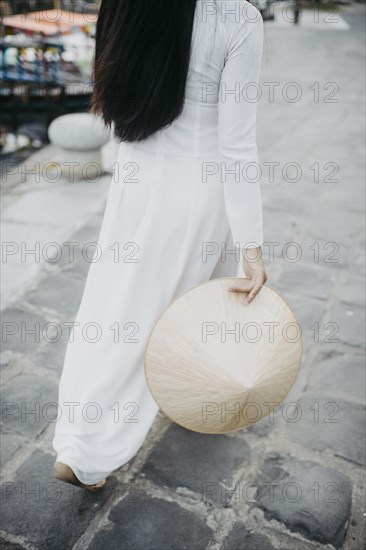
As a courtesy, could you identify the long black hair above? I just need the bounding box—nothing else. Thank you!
[90,0,198,143]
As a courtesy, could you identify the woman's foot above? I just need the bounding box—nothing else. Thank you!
[54,461,107,492]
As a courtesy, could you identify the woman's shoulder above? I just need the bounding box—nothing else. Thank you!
[212,0,261,16]
[202,0,262,34]
[192,0,263,65]
[196,0,261,18]
[211,1,263,52]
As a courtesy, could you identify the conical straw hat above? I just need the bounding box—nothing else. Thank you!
[144,277,302,434]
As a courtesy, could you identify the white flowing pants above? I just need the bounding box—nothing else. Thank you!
[52,143,240,483]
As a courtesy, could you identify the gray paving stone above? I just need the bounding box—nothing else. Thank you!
[278,294,326,349]
[261,208,294,250]
[246,417,275,437]
[140,423,251,507]
[305,202,362,246]
[351,245,365,277]
[263,195,315,218]
[275,263,337,301]
[0,449,116,550]
[63,217,103,251]
[26,271,85,318]
[307,351,365,401]
[338,273,366,308]
[89,490,213,550]
[30,329,69,372]
[275,293,325,329]
[0,351,13,370]
[1,374,57,439]
[0,306,50,358]
[0,538,25,550]
[59,248,94,278]
[54,218,104,277]
[0,430,26,464]
[330,302,365,349]
[251,453,352,549]
[285,392,366,466]
[222,521,275,550]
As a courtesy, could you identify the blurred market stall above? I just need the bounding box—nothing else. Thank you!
[0,5,98,160]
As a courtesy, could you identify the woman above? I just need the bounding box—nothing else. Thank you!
[52,0,267,490]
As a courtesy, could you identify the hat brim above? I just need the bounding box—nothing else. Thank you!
[144,277,302,434]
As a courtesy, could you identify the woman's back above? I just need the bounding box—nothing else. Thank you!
[127,0,263,159]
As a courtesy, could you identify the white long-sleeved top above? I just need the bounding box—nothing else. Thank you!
[134,0,264,249]
[217,1,264,248]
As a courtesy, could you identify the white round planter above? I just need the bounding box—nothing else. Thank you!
[48,113,111,181]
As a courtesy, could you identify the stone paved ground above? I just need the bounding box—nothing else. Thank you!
[1,3,365,549]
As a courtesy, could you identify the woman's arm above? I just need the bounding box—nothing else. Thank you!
[217,1,267,303]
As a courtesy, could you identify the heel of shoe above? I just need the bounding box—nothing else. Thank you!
[55,461,106,492]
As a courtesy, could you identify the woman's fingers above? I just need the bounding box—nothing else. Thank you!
[228,281,253,293]
[227,246,267,305]
[228,278,265,306]
[242,280,264,305]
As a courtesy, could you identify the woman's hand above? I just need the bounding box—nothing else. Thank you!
[228,246,267,306]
